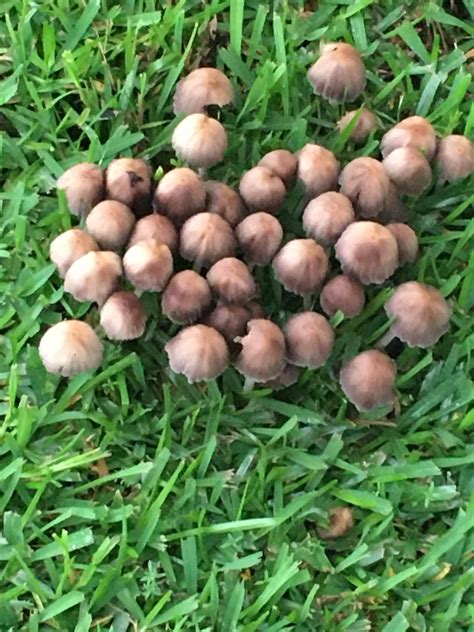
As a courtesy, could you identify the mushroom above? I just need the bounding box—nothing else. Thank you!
[381,115,437,160]
[235,319,286,387]
[128,214,178,252]
[235,212,283,266]
[302,192,354,246]
[284,312,334,369]
[204,181,247,227]
[39,320,103,377]
[57,163,105,218]
[172,113,228,171]
[245,300,266,319]
[260,363,300,389]
[339,349,397,412]
[297,144,340,198]
[100,291,147,340]
[174,67,234,115]
[206,257,257,304]
[317,507,354,539]
[180,212,236,269]
[258,149,298,189]
[383,147,432,196]
[64,251,122,305]
[165,324,229,382]
[307,42,366,102]
[161,270,212,324]
[239,166,286,214]
[106,158,152,217]
[376,183,407,225]
[339,157,390,218]
[335,221,398,285]
[337,108,377,143]
[386,223,418,265]
[206,304,251,343]
[50,229,99,278]
[154,168,206,226]
[436,135,474,183]
[85,200,136,250]
[123,240,173,292]
[320,275,365,318]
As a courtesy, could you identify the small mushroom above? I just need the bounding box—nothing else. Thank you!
[106,158,152,217]
[161,270,212,324]
[302,192,354,246]
[381,115,437,160]
[297,144,340,198]
[85,200,136,250]
[100,291,147,340]
[128,214,178,252]
[174,67,234,115]
[235,319,286,385]
[206,304,251,343]
[39,320,103,377]
[386,223,418,265]
[383,147,432,196]
[154,168,206,226]
[258,149,298,189]
[204,181,247,228]
[50,229,99,278]
[377,183,407,225]
[339,349,397,412]
[320,275,365,318]
[339,157,390,218]
[318,507,354,539]
[436,134,474,183]
[57,163,105,218]
[172,113,228,169]
[337,108,377,143]
[273,239,329,300]
[307,42,366,102]
[207,258,257,304]
[235,212,283,266]
[284,312,334,369]
[239,166,286,214]
[260,363,300,389]
[123,240,173,292]
[180,212,236,268]
[245,300,266,319]
[64,251,122,305]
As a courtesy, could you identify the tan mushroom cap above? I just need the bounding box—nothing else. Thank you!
[235,319,286,382]
[273,239,329,296]
[207,257,257,304]
[383,147,432,196]
[384,281,451,348]
[239,166,286,215]
[50,229,99,278]
[337,108,377,143]
[85,200,136,250]
[303,192,355,246]
[284,311,334,369]
[39,320,103,377]
[339,349,397,412]
[235,212,283,266]
[180,212,236,268]
[381,115,437,160]
[174,67,234,115]
[245,299,266,319]
[100,291,147,341]
[206,304,251,343]
[386,223,418,265]
[258,149,298,189]
[297,144,340,198]
[64,251,122,305]
[339,157,390,218]
[335,221,398,285]
[106,158,152,217]
[205,181,247,228]
[128,214,178,252]
[318,507,354,539]
[165,324,229,382]
[307,42,366,102]
[377,183,407,225]
[161,270,212,324]
[436,135,474,183]
[320,275,365,318]
[57,162,105,218]
[154,168,206,226]
[260,363,300,389]
[123,240,173,292]
[172,114,228,168]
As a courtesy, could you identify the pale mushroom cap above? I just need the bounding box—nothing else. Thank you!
[284,311,334,369]
[297,144,341,198]
[260,363,300,389]
[57,162,105,218]
[339,157,390,218]
[100,291,147,340]
[172,114,228,168]
[436,135,474,183]
[206,257,257,304]
[383,147,432,196]
[123,240,173,292]
[245,300,266,319]
[128,214,178,252]
[258,149,298,189]
[377,183,407,225]
[180,212,236,268]
[39,320,103,377]
[335,221,398,285]
[386,223,419,265]
[154,168,206,225]
[302,192,355,246]
[384,281,451,348]
[165,324,229,382]
[339,349,397,412]
[235,319,286,381]
[381,115,437,160]
[50,229,99,278]
[161,270,212,324]
[85,200,136,250]
[318,507,354,539]
[235,212,283,265]
[106,158,152,216]
[239,166,286,214]
[320,275,365,318]
[307,42,366,102]
[174,67,234,115]
[205,181,247,227]
[273,239,329,296]
[64,251,122,305]
[206,304,251,342]
[337,108,378,143]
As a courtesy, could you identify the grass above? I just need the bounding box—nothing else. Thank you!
[1,0,474,630]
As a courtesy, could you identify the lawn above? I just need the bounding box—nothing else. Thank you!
[1,1,474,630]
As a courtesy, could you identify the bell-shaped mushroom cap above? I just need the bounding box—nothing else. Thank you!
[174,67,234,115]
[335,221,398,285]
[339,349,397,412]
[239,166,286,215]
[180,212,236,268]
[154,168,206,226]
[235,319,286,382]
[261,363,300,389]
[85,200,135,250]
[384,281,451,348]
[206,304,251,343]
[206,257,257,304]
[39,320,103,377]
[303,192,355,246]
[377,183,407,225]
[128,214,178,252]
[123,240,173,292]
[273,239,329,296]
[172,114,228,168]
[436,134,474,183]
[284,311,334,369]
[320,275,365,318]
[57,163,105,218]
[235,212,283,266]
[307,42,366,102]
[337,108,377,143]
[205,181,247,228]
[386,223,418,265]
[165,324,229,382]
[106,158,152,217]
[100,291,147,340]
[161,270,212,324]
[64,251,122,305]
[50,229,99,278]
[317,507,354,539]
[245,299,266,319]
[297,144,340,198]
[383,147,432,196]
[258,149,298,189]
[339,157,390,218]
[381,115,437,160]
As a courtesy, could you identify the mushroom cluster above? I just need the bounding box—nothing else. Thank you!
[40,55,471,413]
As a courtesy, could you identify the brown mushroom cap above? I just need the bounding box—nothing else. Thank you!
[165,324,229,382]
[337,108,377,143]
[239,166,286,214]
[85,200,136,250]
[174,67,234,115]
[206,304,251,343]
[258,149,298,189]
[235,212,283,266]
[386,223,418,265]
[161,270,212,324]
[204,181,247,228]
[180,212,236,268]
[172,114,228,168]
[376,183,407,225]
[106,158,152,217]
[39,320,103,377]
[339,157,390,218]
[50,229,99,278]
[235,319,286,381]
[307,42,366,102]
[273,239,329,296]
[320,275,365,318]
[339,349,397,412]
[64,251,122,305]
[335,221,398,285]
[318,507,354,539]
[284,311,334,369]
[128,214,178,252]
[206,258,257,304]
[260,363,300,389]
[302,192,355,246]
[297,144,340,198]
[154,168,206,226]
[123,240,173,292]
[436,134,474,183]
[383,147,432,196]
[245,300,266,319]
[100,291,147,340]
[384,281,451,348]
[57,162,105,218]
[381,115,437,160]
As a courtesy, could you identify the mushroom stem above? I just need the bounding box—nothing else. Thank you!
[198,166,208,180]
[192,261,202,274]
[303,295,313,311]
[134,288,144,298]
[377,329,395,348]
[243,377,256,392]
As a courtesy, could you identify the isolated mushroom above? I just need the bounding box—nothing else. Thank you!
[297,144,340,198]
[154,168,206,226]
[235,212,283,266]
[239,166,286,214]
[320,275,365,318]
[235,319,286,386]
[318,507,354,539]
[64,251,122,305]
[339,349,397,412]
[165,325,229,382]
[284,312,334,369]
[383,147,432,195]
[206,304,251,343]
[204,181,247,227]
[57,163,104,218]
[172,113,228,171]
[123,240,173,292]
[106,158,152,217]
[337,108,377,143]
[207,258,257,304]
[339,157,390,218]
[39,320,103,377]
[302,192,354,246]
[436,135,474,183]
[377,183,407,225]
[260,363,300,389]
[174,67,234,115]
[85,200,136,250]
[307,42,366,102]
[273,239,329,302]
[258,149,298,189]
[386,223,418,265]
[381,115,437,160]
[161,270,212,324]
[50,229,99,278]
[180,212,236,268]
[100,291,147,340]
[128,214,178,252]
